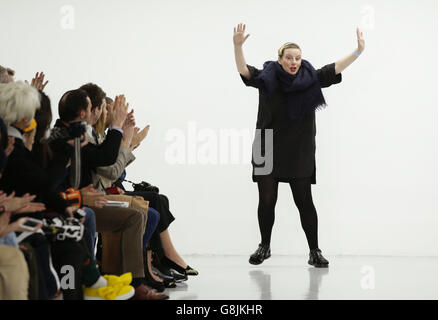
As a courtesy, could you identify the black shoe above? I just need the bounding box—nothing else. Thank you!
[151,266,175,282]
[144,266,177,290]
[143,275,166,292]
[308,249,329,268]
[162,256,199,276]
[143,267,166,292]
[249,244,271,265]
[152,254,188,282]
[185,266,199,276]
[169,268,188,282]
[162,277,177,288]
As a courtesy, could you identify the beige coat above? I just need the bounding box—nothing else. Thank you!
[87,129,136,191]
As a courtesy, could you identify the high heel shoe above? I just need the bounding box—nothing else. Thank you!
[152,253,187,282]
[152,266,175,282]
[144,250,171,292]
[162,256,199,276]
[162,277,177,288]
[146,269,176,289]
[143,267,166,292]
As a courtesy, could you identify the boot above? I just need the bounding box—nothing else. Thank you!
[249,243,271,265]
[308,249,329,268]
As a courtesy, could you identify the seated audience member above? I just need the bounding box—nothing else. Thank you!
[0,82,136,300]
[82,86,171,290]
[94,93,199,283]
[47,87,167,299]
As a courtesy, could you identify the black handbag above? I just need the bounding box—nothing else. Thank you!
[124,179,159,193]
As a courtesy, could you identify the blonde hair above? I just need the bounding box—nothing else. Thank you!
[0,81,40,125]
[278,42,301,58]
[94,96,114,140]
[93,109,106,140]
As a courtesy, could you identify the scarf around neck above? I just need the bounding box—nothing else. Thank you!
[255,59,327,119]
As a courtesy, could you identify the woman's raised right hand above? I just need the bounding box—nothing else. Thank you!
[233,23,250,47]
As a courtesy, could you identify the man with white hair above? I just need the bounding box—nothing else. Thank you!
[0,81,39,127]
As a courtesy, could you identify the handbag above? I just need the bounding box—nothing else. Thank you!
[124,179,159,193]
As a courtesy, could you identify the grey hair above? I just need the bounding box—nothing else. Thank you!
[0,81,40,125]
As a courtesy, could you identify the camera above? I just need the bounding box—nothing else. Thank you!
[46,120,87,142]
[68,121,87,139]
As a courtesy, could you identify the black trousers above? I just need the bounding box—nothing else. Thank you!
[50,226,97,300]
[21,233,59,299]
[256,175,319,250]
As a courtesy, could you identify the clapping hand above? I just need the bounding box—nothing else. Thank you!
[0,192,46,214]
[111,95,129,128]
[122,110,136,146]
[131,125,149,151]
[26,72,49,91]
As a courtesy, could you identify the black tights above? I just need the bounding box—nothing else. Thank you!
[257,176,319,250]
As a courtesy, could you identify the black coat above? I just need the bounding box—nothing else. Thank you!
[0,138,69,214]
[241,62,342,184]
[49,119,123,189]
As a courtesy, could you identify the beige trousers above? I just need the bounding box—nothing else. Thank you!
[0,245,29,300]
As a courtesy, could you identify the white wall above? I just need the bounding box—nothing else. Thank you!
[2,0,438,256]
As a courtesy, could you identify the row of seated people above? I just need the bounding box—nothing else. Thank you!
[0,65,198,300]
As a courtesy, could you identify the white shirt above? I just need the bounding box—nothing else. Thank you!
[7,125,24,141]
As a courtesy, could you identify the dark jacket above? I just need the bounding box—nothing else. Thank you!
[0,137,70,214]
[49,119,123,189]
[241,62,343,184]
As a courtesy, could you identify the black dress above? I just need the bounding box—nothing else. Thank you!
[241,63,342,184]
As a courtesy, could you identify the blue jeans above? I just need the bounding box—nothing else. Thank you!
[0,232,19,248]
[143,207,160,250]
[82,207,97,257]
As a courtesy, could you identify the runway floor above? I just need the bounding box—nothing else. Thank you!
[165,255,438,300]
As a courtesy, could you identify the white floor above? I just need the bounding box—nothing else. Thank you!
[165,255,438,300]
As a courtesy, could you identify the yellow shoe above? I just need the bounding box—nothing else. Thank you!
[83,284,134,300]
[103,272,133,287]
[83,274,134,301]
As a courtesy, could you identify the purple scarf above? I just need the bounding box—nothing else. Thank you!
[256,59,326,119]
